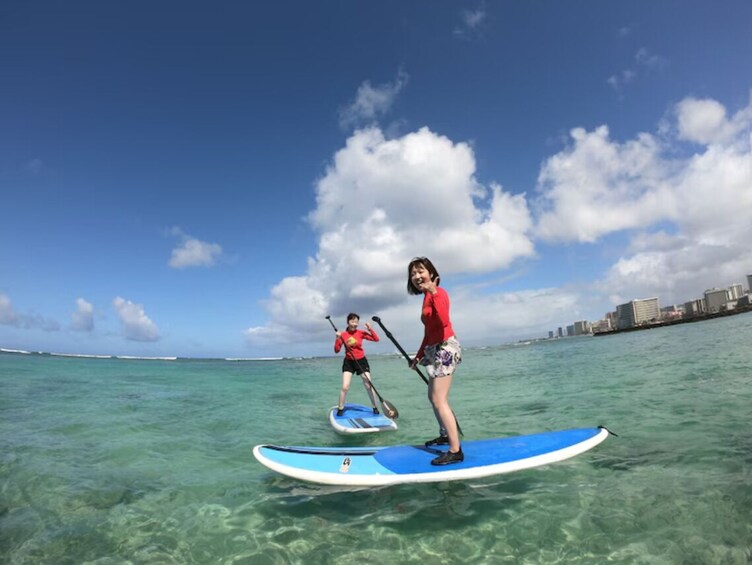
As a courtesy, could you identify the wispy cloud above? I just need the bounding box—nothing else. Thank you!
[0,293,19,326]
[338,69,409,130]
[608,47,668,93]
[168,227,223,269]
[0,292,60,331]
[635,47,668,70]
[607,69,637,92]
[113,297,159,342]
[453,5,487,40]
[25,158,44,174]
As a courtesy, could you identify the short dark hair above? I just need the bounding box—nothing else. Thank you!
[407,257,440,295]
[346,313,360,322]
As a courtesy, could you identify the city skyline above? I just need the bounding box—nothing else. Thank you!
[549,273,752,338]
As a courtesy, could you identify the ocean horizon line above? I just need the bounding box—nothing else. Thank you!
[1,341,553,363]
[0,348,305,362]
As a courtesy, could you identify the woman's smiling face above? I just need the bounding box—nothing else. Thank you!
[410,263,431,292]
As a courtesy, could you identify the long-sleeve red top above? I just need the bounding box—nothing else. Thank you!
[417,287,455,360]
[334,327,379,360]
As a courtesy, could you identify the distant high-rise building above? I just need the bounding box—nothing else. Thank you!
[729,283,744,300]
[566,324,575,337]
[684,299,706,317]
[548,331,554,339]
[573,320,591,335]
[557,327,564,338]
[605,311,617,327]
[660,305,682,321]
[616,297,660,329]
[591,318,612,333]
[747,274,752,294]
[704,288,730,313]
[615,304,632,329]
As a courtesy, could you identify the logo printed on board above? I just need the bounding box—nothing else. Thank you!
[339,457,352,473]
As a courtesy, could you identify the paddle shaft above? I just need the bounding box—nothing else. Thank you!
[326,316,398,418]
[371,315,464,437]
[371,317,429,384]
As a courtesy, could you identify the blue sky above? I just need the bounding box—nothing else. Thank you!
[2,1,751,358]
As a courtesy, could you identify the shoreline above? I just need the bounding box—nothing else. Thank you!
[593,304,752,336]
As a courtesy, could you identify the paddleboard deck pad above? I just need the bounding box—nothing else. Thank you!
[253,426,610,486]
[329,403,398,434]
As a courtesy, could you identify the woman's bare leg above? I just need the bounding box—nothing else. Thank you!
[361,372,379,408]
[429,374,459,452]
[338,371,353,408]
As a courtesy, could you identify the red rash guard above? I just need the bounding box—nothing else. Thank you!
[417,287,455,360]
[334,328,379,360]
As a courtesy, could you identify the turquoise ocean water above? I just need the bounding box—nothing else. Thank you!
[2,313,751,564]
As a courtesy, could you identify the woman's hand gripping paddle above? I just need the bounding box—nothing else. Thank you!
[326,315,399,419]
[371,316,463,436]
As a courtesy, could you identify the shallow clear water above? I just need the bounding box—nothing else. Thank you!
[2,313,751,563]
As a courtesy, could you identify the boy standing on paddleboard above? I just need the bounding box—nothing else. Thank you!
[334,313,380,416]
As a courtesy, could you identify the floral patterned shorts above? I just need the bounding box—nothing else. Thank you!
[420,336,462,378]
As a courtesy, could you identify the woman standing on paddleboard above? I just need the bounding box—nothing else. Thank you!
[407,257,463,465]
[334,313,380,417]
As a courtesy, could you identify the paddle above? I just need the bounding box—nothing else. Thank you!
[371,315,464,437]
[326,315,399,419]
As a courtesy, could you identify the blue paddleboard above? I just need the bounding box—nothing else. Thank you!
[253,427,609,486]
[328,403,398,434]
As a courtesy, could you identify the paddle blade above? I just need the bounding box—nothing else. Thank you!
[382,400,399,420]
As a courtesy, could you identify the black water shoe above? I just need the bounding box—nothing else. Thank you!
[373,407,379,415]
[425,435,450,447]
[431,449,464,466]
[336,408,344,417]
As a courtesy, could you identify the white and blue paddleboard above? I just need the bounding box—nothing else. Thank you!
[328,403,398,434]
[253,427,610,486]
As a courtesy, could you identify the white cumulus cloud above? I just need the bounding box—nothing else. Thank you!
[70,298,94,332]
[113,297,159,342]
[534,125,674,242]
[246,126,535,347]
[581,94,752,306]
[675,96,751,146]
[168,227,223,269]
[247,91,752,352]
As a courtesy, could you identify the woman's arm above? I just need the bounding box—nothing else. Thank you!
[362,323,379,342]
